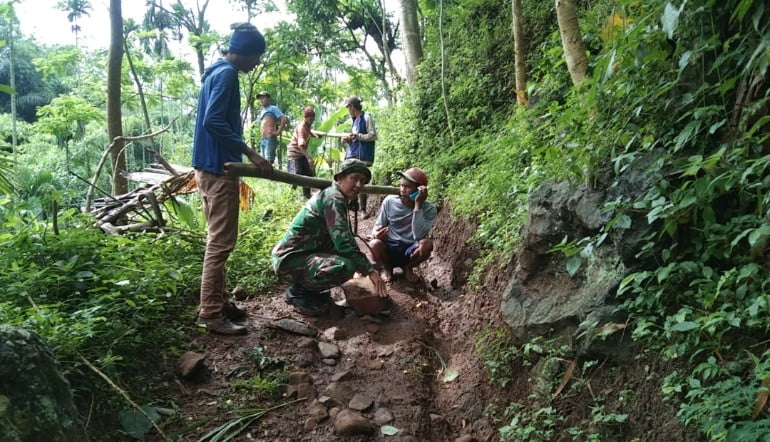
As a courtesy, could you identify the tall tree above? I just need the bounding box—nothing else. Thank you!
[148,0,215,76]
[286,0,399,101]
[57,0,92,49]
[107,0,127,195]
[512,0,526,104]
[399,0,422,85]
[555,0,588,85]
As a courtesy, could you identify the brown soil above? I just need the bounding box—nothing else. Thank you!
[141,204,698,442]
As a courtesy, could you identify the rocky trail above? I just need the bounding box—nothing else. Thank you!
[155,214,498,441]
[147,189,697,442]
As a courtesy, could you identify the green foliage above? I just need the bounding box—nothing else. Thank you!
[499,403,561,442]
[0,35,70,122]
[593,0,770,438]
[226,179,303,293]
[0,176,300,427]
[0,215,198,408]
[474,326,520,388]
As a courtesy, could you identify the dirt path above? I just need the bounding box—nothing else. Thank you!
[160,215,489,441]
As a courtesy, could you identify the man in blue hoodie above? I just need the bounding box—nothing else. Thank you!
[192,23,271,335]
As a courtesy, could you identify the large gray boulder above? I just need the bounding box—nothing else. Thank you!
[0,326,87,442]
[502,163,656,353]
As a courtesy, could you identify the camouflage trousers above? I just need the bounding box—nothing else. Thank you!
[276,252,357,291]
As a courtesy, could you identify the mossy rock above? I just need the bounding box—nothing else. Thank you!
[0,326,87,442]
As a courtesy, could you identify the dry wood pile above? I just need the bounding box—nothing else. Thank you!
[90,162,399,235]
[90,164,197,234]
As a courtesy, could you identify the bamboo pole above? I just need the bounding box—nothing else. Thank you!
[224,162,399,195]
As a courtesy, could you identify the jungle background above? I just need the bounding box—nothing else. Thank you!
[1,0,770,440]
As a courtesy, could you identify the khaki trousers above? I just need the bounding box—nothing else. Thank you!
[195,170,239,318]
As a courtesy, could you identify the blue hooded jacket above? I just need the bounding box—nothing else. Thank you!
[192,59,248,175]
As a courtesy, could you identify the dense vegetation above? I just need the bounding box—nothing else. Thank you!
[1,0,770,440]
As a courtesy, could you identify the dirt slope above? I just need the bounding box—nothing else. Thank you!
[150,210,492,441]
[149,205,696,442]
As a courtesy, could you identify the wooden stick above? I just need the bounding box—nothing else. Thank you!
[224,162,399,195]
[311,130,349,138]
[79,356,171,442]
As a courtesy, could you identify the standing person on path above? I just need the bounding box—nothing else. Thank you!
[287,106,320,199]
[369,167,437,282]
[192,23,272,335]
[257,91,288,166]
[341,96,377,217]
[272,159,387,317]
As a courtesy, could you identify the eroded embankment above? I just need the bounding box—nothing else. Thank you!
[157,204,491,441]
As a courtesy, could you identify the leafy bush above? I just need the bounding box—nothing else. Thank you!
[0,178,300,418]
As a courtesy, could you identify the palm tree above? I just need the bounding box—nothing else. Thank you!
[57,0,92,49]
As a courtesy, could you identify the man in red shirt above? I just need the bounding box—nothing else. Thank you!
[287,107,320,199]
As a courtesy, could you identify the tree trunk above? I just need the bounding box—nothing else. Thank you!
[9,5,17,152]
[400,0,422,85]
[512,0,527,104]
[556,0,588,85]
[380,0,400,99]
[107,0,128,195]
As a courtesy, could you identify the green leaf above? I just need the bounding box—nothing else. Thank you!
[118,406,160,440]
[0,84,14,95]
[442,368,460,383]
[166,197,197,230]
[661,2,681,39]
[669,321,698,332]
[616,214,632,230]
[381,425,400,436]
[748,225,770,247]
[566,256,582,277]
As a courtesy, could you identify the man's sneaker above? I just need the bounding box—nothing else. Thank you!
[197,315,247,335]
[223,300,247,321]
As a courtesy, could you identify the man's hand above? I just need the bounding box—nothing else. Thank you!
[374,226,389,241]
[415,185,428,203]
[409,245,423,260]
[369,270,387,297]
[246,149,273,177]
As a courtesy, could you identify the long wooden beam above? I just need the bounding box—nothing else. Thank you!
[224,162,399,195]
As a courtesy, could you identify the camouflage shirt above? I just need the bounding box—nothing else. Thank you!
[271,182,372,274]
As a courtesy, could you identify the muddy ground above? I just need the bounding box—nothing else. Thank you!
[143,204,697,442]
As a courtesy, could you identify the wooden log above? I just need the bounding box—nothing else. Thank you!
[312,130,350,138]
[100,220,158,235]
[224,162,399,195]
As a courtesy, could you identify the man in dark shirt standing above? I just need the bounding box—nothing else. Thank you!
[192,23,272,335]
[341,96,377,216]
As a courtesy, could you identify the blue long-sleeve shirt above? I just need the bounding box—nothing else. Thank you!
[192,59,249,175]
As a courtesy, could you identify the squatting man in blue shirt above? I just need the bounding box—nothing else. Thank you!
[368,167,437,282]
[191,23,272,335]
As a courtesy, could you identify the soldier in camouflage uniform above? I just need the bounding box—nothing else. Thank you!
[272,159,387,316]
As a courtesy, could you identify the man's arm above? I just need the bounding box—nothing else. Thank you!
[411,197,437,241]
[326,196,372,274]
[202,69,249,155]
[277,115,289,135]
[371,197,390,239]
